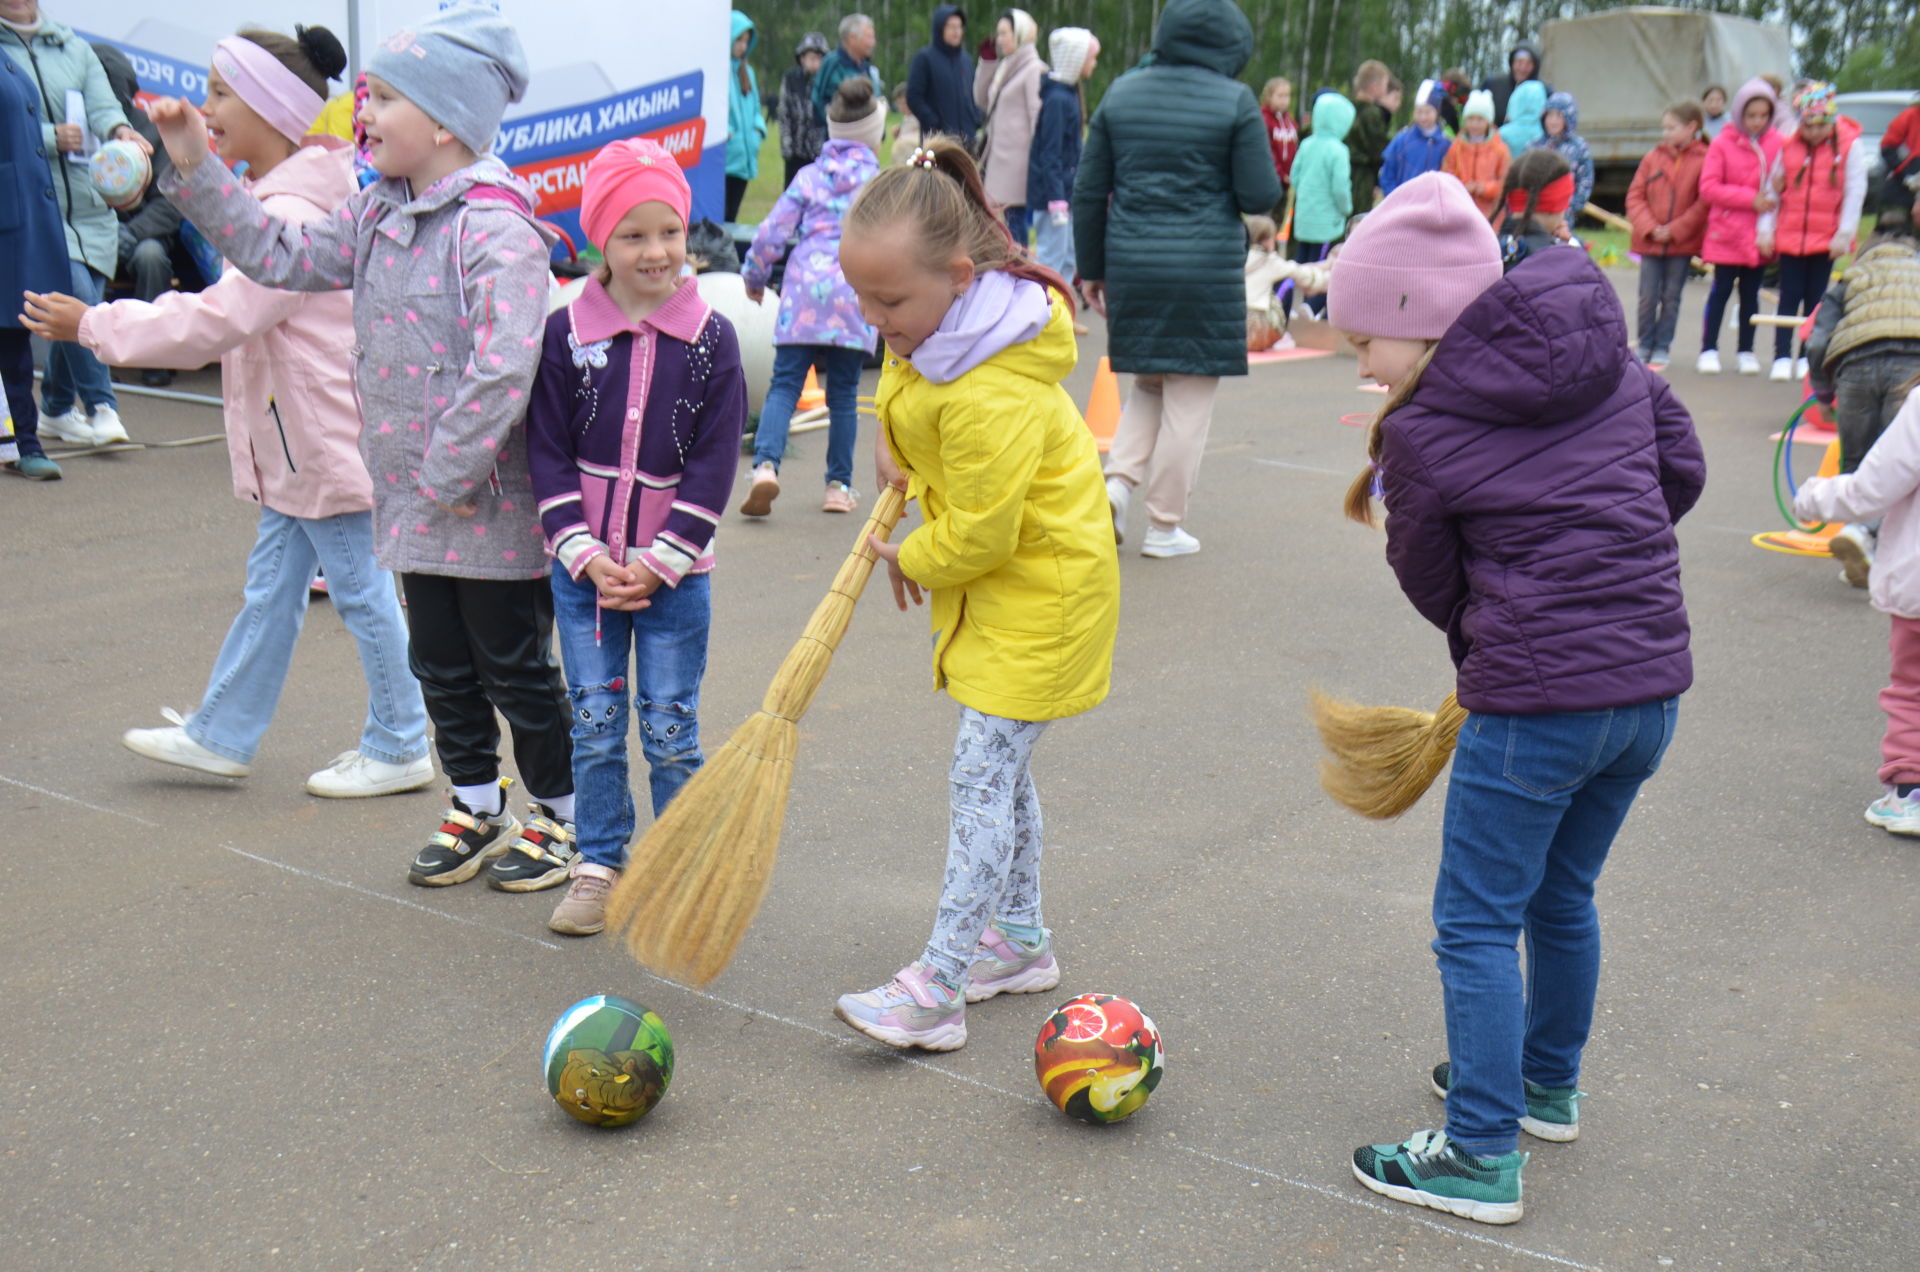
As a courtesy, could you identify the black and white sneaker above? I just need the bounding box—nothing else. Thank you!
[486,804,578,892]
[407,785,520,887]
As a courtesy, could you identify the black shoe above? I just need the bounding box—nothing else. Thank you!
[407,783,520,887]
[486,804,578,892]
[140,369,174,388]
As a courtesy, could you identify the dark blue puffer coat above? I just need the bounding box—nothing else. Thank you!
[1,52,67,325]
[1378,247,1707,713]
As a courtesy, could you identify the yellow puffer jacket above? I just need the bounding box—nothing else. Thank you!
[878,296,1120,722]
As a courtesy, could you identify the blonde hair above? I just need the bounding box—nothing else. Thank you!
[1353,59,1390,96]
[845,135,1072,306]
[1262,76,1292,105]
[1342,344,1438,526]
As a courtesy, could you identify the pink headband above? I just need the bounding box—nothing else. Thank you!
[581,138,692,249]
[211,37,325,145]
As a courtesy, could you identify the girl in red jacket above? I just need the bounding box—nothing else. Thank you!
[1696,78,1782,376]
[1759,83,1872,380]
[1260,77,1299,205]
[1625,102,1709,370]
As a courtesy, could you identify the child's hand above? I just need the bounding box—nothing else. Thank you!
[1651,224,1671,243]
[874,432,908,493]
[109,125,153,155]
[19,292,87,343]
[1829,232,1851,260]
[867,535,923,611]
[584,555,656,611]
[1753,190,1777,212]
[145,97,212,174]
[1757,234,1774,258]
[1082,280,1108,317]
[53,123,86,154]
[745,285,765,305]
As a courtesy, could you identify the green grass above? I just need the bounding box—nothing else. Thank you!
[735,125,899,225]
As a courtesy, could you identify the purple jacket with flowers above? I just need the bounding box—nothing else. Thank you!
[526,276,746,585]
[1377,247,1706,713]
[742,140,878,351]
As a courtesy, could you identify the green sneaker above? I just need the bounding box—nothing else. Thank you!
[1431,1060,1581,1142]
[1351,1128,1526,1225]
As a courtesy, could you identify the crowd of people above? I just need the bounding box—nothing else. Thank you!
[7,0,1920,1239]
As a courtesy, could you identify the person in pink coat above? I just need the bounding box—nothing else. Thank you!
[1695,76,1782,376]
[22,27,430,799]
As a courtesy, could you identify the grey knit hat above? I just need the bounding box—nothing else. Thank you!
[366,3,529,154]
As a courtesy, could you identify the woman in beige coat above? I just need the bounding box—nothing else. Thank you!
[973,8,1046,244]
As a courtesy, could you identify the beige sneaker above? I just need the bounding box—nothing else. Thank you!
[739,462,779,516]
[549,861,619,935]
[822,481,859,513]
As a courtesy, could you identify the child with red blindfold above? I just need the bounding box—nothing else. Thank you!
[525,138,748,937]
[1495,148,1578,273]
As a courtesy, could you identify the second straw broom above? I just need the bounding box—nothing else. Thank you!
[604,484,908,985]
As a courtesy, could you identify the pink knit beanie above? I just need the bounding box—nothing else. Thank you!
[1327,172,1503,341]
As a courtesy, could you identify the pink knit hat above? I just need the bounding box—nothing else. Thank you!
[1327,172,1503,341]
[581,138,692,250]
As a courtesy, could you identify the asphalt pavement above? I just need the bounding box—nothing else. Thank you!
[3,269,1915,1271]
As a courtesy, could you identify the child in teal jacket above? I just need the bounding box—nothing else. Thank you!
[1289,91,1355,316]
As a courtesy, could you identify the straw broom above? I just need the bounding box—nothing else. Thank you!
[605,484,908,985]
[1307,689,1469,819]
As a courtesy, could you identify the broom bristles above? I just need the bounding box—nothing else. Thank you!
[604,486,907,986]
[1308,688,1468,819]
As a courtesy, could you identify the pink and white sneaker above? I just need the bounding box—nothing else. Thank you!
[966,924,1062,1002]
[834,962,967,1050]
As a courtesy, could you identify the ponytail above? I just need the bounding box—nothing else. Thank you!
[847,135,1076,311]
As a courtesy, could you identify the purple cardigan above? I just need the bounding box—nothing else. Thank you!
[1377,247,1707,713]
[526,277,746,584]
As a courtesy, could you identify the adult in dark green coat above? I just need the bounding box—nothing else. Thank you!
[1071,0,1279,559]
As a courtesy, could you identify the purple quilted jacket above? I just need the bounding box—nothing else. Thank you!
[1377,247,1707,714]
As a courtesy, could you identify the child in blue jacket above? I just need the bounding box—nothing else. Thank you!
[1028,27,1098,305]
[1380,79,1454,195]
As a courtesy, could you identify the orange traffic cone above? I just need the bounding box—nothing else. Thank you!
[1083,357,1121,453]
[797,366,825,412]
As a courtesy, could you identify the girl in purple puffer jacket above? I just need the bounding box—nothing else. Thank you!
[1326,174,1707,1225]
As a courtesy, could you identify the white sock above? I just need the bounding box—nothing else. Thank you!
[530,792,575,822]
[453,780,504,817]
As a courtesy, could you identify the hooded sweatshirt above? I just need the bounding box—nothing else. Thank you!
[1499,79,1547,154]
[874,273,1119,721]
[1699,77,1783,268]
[973,9,1046,210]
[742,139,879,351]
[907,5,980,140]
[163,155,560,580]
[1378,247,1705,713]
[1292,92,1356,243]
[1482,41,1544,128]
[726,11,766,182]
[82,144,364,520]
[1531,91,1593,221]
[1380,117,1452,196]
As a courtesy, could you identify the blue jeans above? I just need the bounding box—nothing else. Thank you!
[1433,699,1679,1156]
[41,260,117,415]
[1635,255,1689,360]
[187,508,428,766]
[1005,204,1030,247]
[551,564,711,870]
[1033,210,1075,280]
[752,343,864,487]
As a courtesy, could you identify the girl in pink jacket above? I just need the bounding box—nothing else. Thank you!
[1794,381,1920,836]
[1695,77,1782,377]
[22,26,430,799]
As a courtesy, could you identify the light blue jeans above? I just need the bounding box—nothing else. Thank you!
[185,508,428,766]
[1433,699,1678,1155]
[1032,211,1076,282]
[40,260,117,415]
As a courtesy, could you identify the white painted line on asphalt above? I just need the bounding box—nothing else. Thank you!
[1251,457,1350,476]
[1174,1143,1607,1271]
[7,770,1606,1267]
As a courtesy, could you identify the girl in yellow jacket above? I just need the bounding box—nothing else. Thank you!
[833,139,1121,1051]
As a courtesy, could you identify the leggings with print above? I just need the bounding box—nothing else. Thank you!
[921,707,1049,987]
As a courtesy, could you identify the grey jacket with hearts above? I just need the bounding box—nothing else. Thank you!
[164,155,554,580]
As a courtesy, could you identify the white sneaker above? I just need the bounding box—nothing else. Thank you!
[1795,356,1809,380]
[89,405,129,444]
[1769,357,1794,382]
[1105,476,1130,545]
[39,408,94,445]
[306,750,436,798]
[1141,524,1201,558]
[1829,523,1873,589]
[1695,350,1721,375]
[1737,351,1761,375]
[122,708,250,778]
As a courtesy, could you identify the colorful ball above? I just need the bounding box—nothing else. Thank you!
[89,139,151,209]
[542,994,674,1127]
[1034,993,1165,1124]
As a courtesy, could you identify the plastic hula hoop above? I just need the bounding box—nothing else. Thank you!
[1772,397,1828,532]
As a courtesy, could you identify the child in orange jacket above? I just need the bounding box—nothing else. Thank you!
[1626,101,1711,370]
[1442,90,1510,220]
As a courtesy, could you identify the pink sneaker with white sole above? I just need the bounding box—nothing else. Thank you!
[965,924,1061,1002]
[834,962,967,1050]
